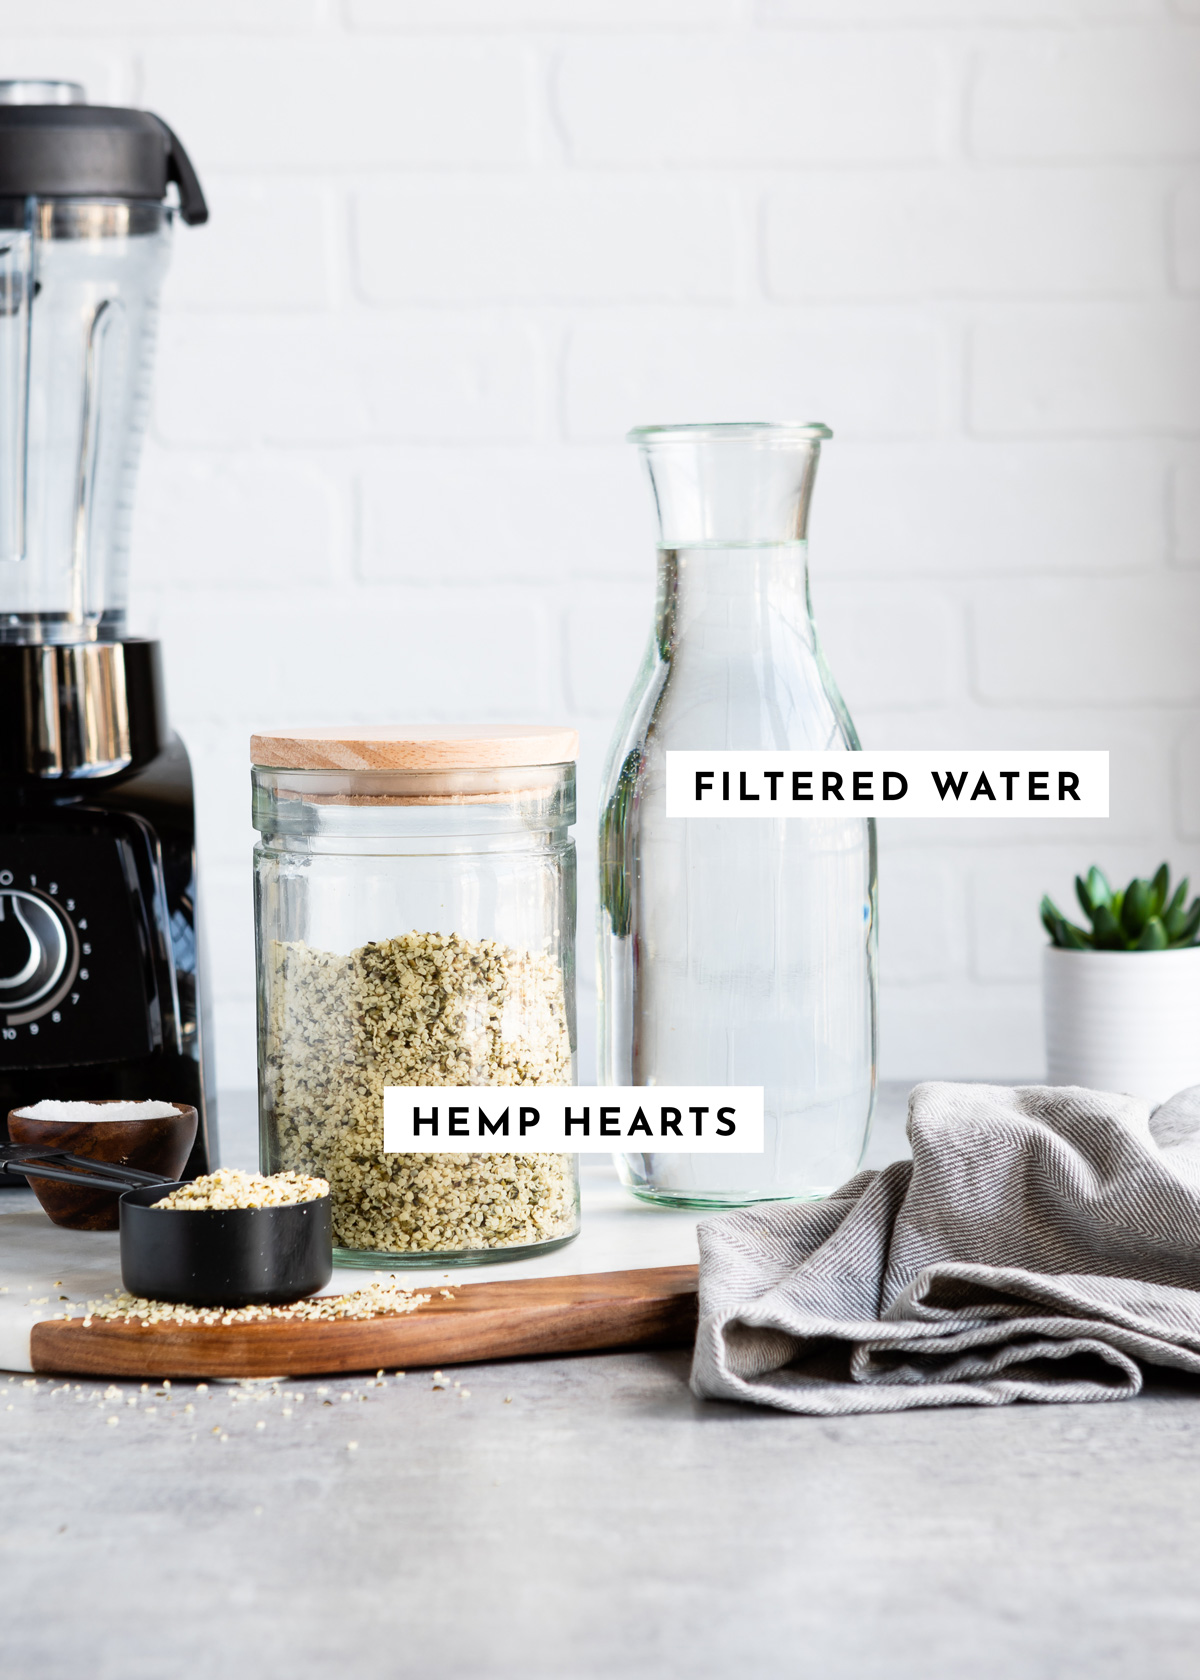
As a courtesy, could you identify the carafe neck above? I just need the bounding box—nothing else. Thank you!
[654,541,814,655]
[633,421,830,548]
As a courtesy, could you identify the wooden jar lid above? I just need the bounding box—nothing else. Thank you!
[251,724,579,772]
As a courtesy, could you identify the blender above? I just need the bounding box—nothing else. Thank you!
[0,82,215,1176]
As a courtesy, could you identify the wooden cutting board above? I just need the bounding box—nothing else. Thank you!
[29,1264,700,1379]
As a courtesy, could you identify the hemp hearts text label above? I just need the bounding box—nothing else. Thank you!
[382,1088,765,1154]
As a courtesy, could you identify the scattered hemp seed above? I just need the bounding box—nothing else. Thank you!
[154,1168,328,1212]
[262,931,577,1254]
[106,1417,118,1427]
[347,1442,358,1452]
[58,1280,431,1329]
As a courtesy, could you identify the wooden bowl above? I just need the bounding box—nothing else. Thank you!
[8,1102,198,1231]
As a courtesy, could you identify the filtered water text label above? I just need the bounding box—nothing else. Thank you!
[664,752,1108,819]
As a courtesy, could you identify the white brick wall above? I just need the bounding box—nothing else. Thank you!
[764,171,1163,298]
[5,2,1198,1092]
[552,37,952,164]
[971,307,1200,433]
[968,31,1200,158]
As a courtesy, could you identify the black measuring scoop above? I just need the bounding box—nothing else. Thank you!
[0,1145,333,1307]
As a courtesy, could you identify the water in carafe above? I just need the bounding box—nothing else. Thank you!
[599,425,877,1207]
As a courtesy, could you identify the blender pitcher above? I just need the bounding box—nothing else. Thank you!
[599,422,877,1208]
[0,83,206,636]
[0,84,216,1175]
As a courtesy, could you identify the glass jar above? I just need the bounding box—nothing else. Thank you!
[253,725,580,1268]
[599,423,877,1208]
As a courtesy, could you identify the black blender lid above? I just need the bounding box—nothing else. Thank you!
[0,85,207,223]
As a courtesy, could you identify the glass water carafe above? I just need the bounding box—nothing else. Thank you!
[598,422,876,1207]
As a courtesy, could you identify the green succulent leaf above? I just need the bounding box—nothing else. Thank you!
[1175,901,1200,949]
[1151,863,1170,916]
[1041,895,1093,949]
[1136,916,1169,951]
[1040,895,1064,941]
[1090,904,1125,950]
[1121,879,1154,941]
[1075,874,1095,918]
[1086,866,1112,910]
[1163,879,1191,938]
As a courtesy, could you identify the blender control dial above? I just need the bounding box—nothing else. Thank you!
[0,874,83,1031]
[0,837,153,1070]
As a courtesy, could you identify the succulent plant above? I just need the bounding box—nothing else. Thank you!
[1041,864,1200,952]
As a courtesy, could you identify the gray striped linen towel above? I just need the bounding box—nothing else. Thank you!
[691,1081,1200,1414]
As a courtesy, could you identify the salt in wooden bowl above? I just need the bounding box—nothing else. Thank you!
[8,1100,198,1231]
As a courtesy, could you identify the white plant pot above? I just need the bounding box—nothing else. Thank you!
[1043,946,1200,1104]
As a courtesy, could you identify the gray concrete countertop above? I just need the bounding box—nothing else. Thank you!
[5,1083,1200,1680]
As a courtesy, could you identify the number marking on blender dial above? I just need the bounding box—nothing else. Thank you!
[0,874,86,1032]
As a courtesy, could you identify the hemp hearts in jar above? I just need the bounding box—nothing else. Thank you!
[253,726,581,1267]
